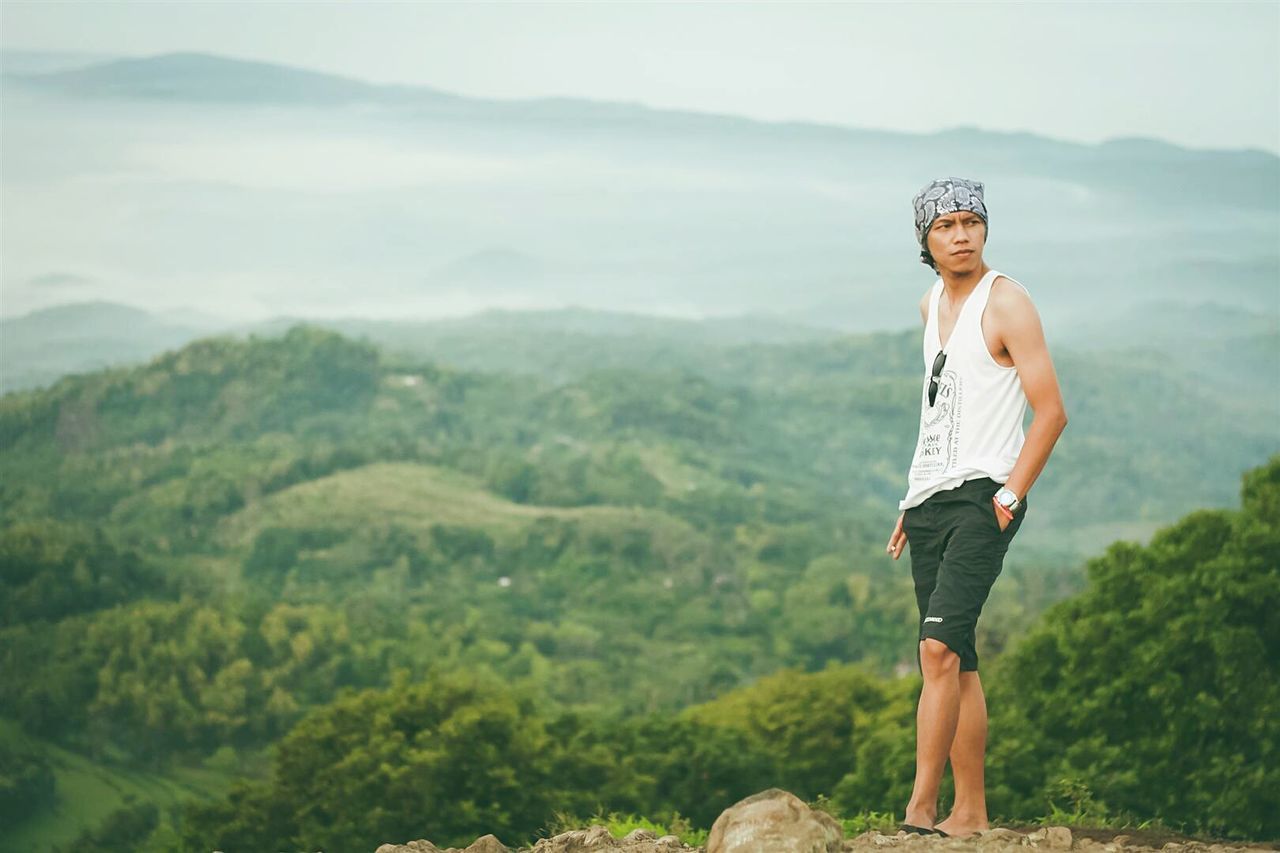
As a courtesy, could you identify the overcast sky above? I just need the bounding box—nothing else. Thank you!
[1,0,1277,154]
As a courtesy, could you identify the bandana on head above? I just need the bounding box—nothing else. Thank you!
[912,177,989,257]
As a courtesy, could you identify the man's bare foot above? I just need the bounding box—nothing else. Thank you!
[934,815,989,838]
[902,807,937,830]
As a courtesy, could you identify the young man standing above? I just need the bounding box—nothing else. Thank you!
[884,177,1068,838]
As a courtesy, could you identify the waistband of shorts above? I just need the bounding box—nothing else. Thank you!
[921,476,1001,504]
[954,476,1001,491]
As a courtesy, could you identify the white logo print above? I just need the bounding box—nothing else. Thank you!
[910,368,963,480]
[924,616,944,623]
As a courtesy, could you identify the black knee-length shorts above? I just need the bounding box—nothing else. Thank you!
[903,476,1028,673]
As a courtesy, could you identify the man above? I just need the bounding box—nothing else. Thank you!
[884,177,1068,838]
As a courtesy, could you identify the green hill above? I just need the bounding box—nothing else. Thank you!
[1,324,1275,850]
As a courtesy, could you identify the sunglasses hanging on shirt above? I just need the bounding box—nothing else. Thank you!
[928,349,947,407]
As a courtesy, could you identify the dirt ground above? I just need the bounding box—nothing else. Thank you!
[993,823,1278,851]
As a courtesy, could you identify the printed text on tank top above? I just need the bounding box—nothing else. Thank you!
[933,273,1016,369]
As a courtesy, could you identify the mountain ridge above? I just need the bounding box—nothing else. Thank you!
[6,50,1275,158]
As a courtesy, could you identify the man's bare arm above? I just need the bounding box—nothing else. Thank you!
[993,280,1068,499]
[888,288,938,559]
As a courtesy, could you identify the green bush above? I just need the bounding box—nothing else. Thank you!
[984,455,1280,839]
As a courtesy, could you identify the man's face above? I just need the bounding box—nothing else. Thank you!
[926,211,986,273]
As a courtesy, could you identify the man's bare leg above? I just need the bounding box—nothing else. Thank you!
[934,670,992,837]
[903,638,961,828]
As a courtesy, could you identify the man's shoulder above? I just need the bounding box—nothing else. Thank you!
[991,274,1034,309]
[989,274,1040,337]
[992,273,1030,297]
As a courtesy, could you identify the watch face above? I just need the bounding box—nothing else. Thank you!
[997,490,1016,507]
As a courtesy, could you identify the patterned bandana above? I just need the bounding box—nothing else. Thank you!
[912,177,989,252]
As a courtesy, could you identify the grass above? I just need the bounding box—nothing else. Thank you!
[212,459,702,551]
[533,799,901,850]
[0,718,244,853]
[539,807,712,849]
[526,791,1276,852]
[808,795,901,836]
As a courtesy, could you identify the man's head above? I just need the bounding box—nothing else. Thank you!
[912,177,988,273]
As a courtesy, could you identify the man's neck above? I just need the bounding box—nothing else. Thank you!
[939,264,991,303]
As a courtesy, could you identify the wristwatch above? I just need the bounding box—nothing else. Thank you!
[994,487,1021,513]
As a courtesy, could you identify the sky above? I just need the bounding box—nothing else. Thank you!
[1,0,1277,155]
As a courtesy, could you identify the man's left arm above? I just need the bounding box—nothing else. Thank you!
[997,282,1068,502]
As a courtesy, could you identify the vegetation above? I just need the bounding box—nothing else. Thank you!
[982,459,1280,839]
[0,324,1274,850]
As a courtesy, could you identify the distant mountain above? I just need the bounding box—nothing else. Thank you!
[2,50,1275,340]
[0,301,217,394]
[2,50,461,107]
[0,300,845,395]
[3,300,184,339]
[5,51,1275,164]
[1058,298,1278,348]
[422,304,842,343]
[1053,298,1280,394]
[5,295,1277,398]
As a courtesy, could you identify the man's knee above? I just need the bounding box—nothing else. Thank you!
[919,637,961,674]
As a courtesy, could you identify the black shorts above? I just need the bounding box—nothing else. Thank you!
[903,476,1028,673]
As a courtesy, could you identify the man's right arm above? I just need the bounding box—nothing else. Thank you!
[892,287,932,542]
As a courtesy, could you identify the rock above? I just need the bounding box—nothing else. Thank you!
[1045,827,1073,850]
[376,840,444,853]
[467,835,512,853]
[706,788,844,853]
[581,825,620,848]
[1112,837,1132,848]
[528,825,621,852]
[623,830,658,843]
[1013,824,1044,845]
[972,824,1024,840]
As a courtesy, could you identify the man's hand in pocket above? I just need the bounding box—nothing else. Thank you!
[992,497,1013,533]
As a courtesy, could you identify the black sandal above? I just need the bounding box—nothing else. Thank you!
[899,823,948,836]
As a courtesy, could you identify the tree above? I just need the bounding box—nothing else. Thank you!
[181,668,563,853]
[983,455,1280,839]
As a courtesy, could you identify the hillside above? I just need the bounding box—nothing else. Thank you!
[1,326,1276,850]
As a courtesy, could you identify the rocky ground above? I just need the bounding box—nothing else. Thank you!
[374,790,1278,853]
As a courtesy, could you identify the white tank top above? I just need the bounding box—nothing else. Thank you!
[899,268,1030,511]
